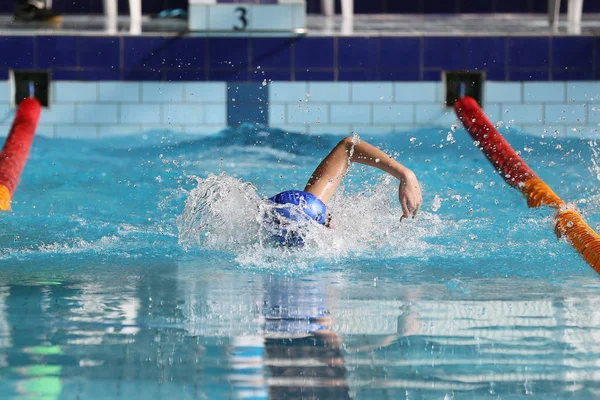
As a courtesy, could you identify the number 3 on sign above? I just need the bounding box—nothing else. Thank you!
[234,7,248,31]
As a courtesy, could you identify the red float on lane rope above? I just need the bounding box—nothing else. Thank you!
[0,98,41,211]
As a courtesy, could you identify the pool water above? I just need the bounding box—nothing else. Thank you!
[1,124,600,399]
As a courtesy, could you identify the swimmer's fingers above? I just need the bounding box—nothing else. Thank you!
[412,202,420,219]
[400,195,410,220]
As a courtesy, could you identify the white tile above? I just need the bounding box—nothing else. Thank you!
[286,102,328,124]
[77,104,118,124]
[40,104,76,124]
[485,82,522,103]
[120,104,161,124]
[184,82,227,103]
[307,82,350,102]
[352,82,394,103]
[163,103,204,125]
[500,104,544,124]
[566,82,600,102]
[55,82,97,103]
[308,124,351,135]
[395,82,437,103]
[270,82,308,103]
[142,82,184,103]
[267,103,286,124]
[545,104,586,124]
[524,82,565,102]
[98,82,141,102]
[204,104,227,124]
[373,104,414,124]
[331,104,371,124]
[351,124,395,135]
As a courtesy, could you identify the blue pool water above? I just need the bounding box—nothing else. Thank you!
[1,124,600,399]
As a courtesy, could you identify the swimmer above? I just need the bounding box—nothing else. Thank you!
[268,135,423,245]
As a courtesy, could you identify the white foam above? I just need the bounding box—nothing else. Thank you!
[176,173,445,270]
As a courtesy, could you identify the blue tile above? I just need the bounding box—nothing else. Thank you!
[293,38,334,69]
[380,69,420,81]
[585,2,600,11]
[380,38,420,69]
[163,37,206,69]
[252,38,292,69]
[422,70,442,81]
[509,69,549,81]
[509,37,550,68]
[338,69,378,81]
[0,37,34,68]
[357,0,385,13]
[51,69,80,80]
[496,0,530,12]
[0,69,8,80]
[553,69,594,80]
[424,37,468,69]
[123,37,168,69]
[79,37,120,69]
[165,69,207,81]
[208,38,249,69]
[423,0,456,13]
[467,37,506,72]
[553,37,594,69]
[459,0,493,12]
[122,69,163,81]
[250,70,292,82]
[37,36,77,68]
[387,2,420,12]
[338,38,379,69]
[481,67,506,81]
[209,69,250,81]
[295,70,335,81]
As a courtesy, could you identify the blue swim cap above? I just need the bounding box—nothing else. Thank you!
[266,190,328,246]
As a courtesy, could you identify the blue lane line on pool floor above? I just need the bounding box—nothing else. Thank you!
[227,82,268,127]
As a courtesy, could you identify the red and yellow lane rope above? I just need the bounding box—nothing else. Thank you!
[455,96,600,274]
[0,98,41,211]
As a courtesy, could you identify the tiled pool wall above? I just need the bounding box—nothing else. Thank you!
[0,35,599,138]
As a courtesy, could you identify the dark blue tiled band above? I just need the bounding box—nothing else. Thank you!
[1,35,597,81]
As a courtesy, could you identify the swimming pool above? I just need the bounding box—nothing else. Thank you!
[0,123,599,399]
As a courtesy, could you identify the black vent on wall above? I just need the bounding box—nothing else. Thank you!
[443,71,485,107]
[10,70,50,108]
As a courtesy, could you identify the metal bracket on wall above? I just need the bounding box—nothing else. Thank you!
[9,70,51,109]
[443,71,485,108]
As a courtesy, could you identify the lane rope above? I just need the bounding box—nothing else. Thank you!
[454,96,600,274]
[0,98,41,211]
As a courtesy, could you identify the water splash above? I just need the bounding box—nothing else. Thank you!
[176,173,444,270]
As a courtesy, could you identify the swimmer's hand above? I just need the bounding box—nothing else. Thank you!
[398,169,422,220]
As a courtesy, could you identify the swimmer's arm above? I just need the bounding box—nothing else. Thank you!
[304,136,422,218]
